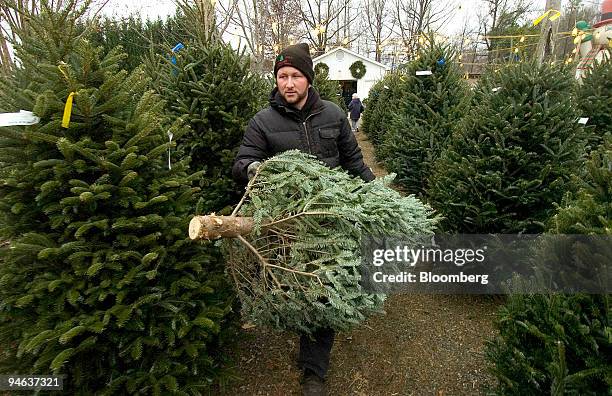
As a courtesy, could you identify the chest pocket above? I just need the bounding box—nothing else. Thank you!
[318,128,340,158]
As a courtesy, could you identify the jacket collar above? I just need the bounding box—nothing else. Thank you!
[269,86,324,120]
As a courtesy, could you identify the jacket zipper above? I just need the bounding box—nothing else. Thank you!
[302,110,323,154]
[303,121,311,153]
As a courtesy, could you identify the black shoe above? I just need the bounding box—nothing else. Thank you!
[301,370,326,396]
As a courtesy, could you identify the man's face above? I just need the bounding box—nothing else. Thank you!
[276,66,309,109]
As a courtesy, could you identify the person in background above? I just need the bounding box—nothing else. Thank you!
[347,93,364,133]
[232,43,374,396]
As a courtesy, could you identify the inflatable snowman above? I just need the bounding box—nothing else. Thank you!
[576,0,611,80]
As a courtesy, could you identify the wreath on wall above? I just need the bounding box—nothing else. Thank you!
[349,60,366,79]
[314,62,330,77]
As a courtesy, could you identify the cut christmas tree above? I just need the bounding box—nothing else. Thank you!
[144,0,268,214]
[313,65,345,110]
[190,151,438,334]
[486,135,612,395]
[577,50,611,147]
[360,71,406,146]
[0,3,235,393]
[428,62,587,233]
[378,38,470,196]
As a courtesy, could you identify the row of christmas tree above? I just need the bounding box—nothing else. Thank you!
[362,40,611,394]
[0,1,275,393]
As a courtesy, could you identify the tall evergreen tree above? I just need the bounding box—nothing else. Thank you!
[378,39,470,196]
[313,66,345,110]
[0,3,234,393]
[428,62,587,233]
[82,15,185,73]
[486,135,612,395]
[360,71,406,146]
[551,133,612,234]
[144,2,268,214]
[577,51,611,146]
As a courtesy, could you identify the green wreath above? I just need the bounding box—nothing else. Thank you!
[314,62,330,77]
[349,60,366,79]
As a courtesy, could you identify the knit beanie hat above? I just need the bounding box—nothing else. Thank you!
[274,43,314,84]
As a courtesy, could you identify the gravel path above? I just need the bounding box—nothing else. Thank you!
[220,132,502,395]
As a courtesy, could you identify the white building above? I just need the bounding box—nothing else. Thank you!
[313,47,389,105]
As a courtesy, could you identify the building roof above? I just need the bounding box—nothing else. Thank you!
[313,47,390,70]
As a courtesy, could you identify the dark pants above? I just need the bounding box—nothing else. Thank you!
[297,328,335,380]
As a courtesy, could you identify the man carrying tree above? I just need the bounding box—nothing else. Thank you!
[232,43,374,396]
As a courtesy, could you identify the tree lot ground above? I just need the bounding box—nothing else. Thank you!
[219,132,502,395]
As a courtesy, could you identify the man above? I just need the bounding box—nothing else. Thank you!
[232,43,374,396]
[347,93,364,133]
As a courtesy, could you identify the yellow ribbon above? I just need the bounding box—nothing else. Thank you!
[62,92,76,128]
[533,9,561,26]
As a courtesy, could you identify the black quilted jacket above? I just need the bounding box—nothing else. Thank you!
[232,87,374,184]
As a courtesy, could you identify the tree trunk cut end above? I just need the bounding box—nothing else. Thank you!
[189,215,255,240]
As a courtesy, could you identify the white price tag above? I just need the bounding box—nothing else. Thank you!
[416,70,433,76]
[167,130,174,170]
[0,110,40,127]
[578,117,589,125]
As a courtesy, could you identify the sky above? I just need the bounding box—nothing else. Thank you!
[100,0,176,21]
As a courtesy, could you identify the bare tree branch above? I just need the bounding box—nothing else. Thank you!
[298,0,352,56]
[363,0,395,62]
[393,0,452,58]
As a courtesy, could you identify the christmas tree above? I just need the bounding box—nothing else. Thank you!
[360,71,406,146]
[551,133,612,234]
[144,0,268,214]
[190,151,438,334]
[378,39,470,196]
[0,3,235,393]
[486,135,611,395]
[428,62,587,233]
[577,50,611,147]
[83,15,184,73]
[313,65,345,110]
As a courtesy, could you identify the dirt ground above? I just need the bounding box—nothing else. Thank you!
[220,131,503,396]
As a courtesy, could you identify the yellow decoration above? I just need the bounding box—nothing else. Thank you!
[533,9,560,26]
[548,11,560,21]
[520,36,526,43]
[62,92,76,129]
[572,27,578,36]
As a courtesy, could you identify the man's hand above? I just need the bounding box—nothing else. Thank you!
[247,161,261,180]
